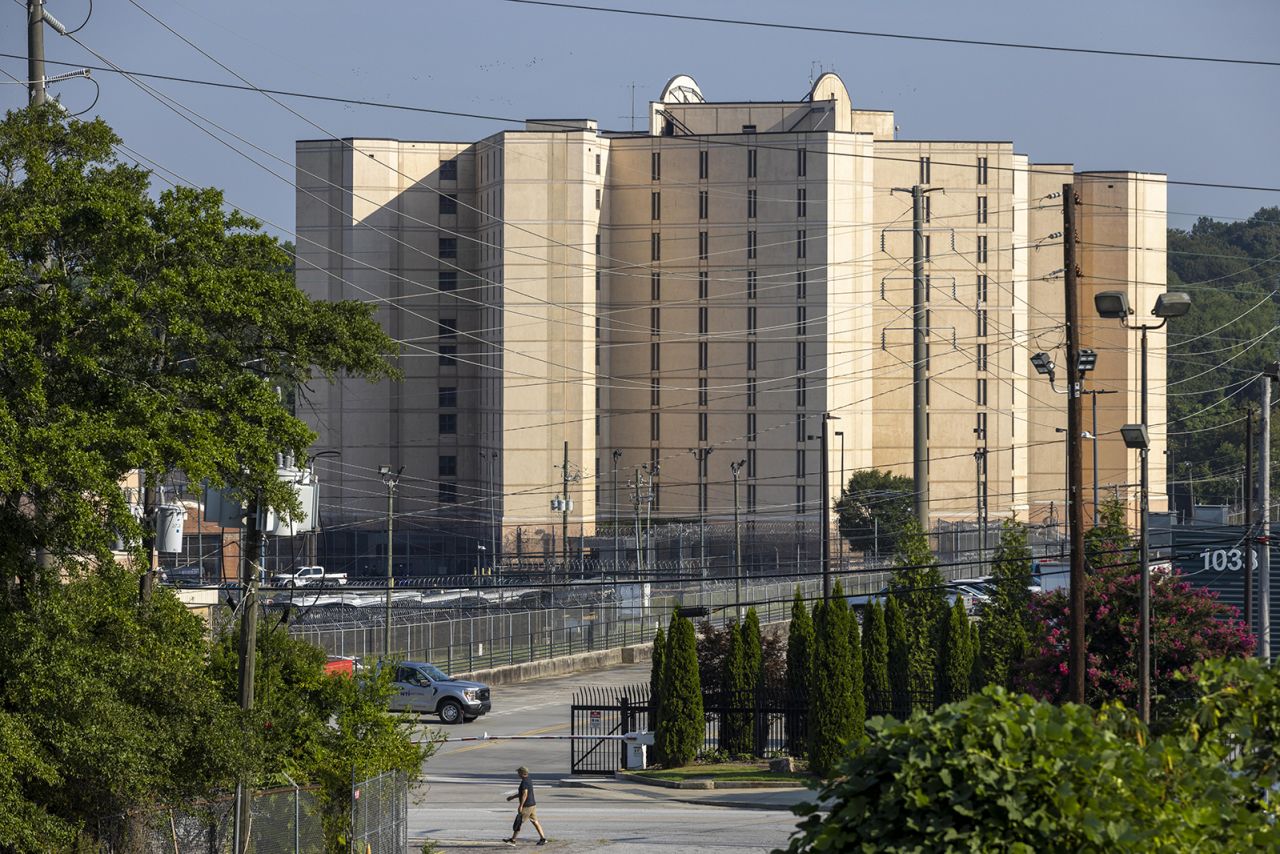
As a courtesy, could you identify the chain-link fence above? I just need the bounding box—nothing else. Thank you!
[351,771,407,854]
[285,562,983,674]
[94,783,322,853]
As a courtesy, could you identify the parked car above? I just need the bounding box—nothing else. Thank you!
[159,565,205,586]
[387,661,491,724]
[271,565,348,587]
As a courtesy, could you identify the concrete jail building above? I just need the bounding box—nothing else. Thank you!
[296,73,1166,576]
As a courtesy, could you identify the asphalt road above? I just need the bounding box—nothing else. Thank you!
[408,664,805,852]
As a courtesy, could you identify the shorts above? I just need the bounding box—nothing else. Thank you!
[519,805,538,821]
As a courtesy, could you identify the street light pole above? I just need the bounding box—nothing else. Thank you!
[689,449,713,578]
[731,459,746,620]
[1096,289,1192,724]
[379,465,403,660]
[612,450,622,587]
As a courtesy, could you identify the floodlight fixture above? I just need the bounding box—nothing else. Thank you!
[1120,423,1150,450]
[1094,291,1131,319]
[1077,348,1098,374]
[1030,352,1056,377]
[1152,292,1192,319]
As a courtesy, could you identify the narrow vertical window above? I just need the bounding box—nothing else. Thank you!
[747,412,757,441]
[698,341,709,370]
[797,377,807,409]
[797,147,807,177]
[747,378,757,408]
[747,341,757,371]
[596,233,601,255]
[797,270,807,300]
[698,230,709,260]
[747,305,757,335]
[698,412,708,442]
[977,273,988,303]
[595,152,601,174]
[747,148,757,178]
[977,234,988,264]
[651,379,660,407]
[747,269,757,300]
[978,308,989,337]
[698,378,708,407]
[797,187,807,218]
[977,156,989,185]
[977,343,988,372]
[650,341,660,371]
[977,195,988,224]
[923,195,931,223]
[920,156,931,184]
[699,271,709,300]
[797,341,807,371]
[651,271,660,301]
[796,448,806,476]
[977,378,988,407]
[651,412,660,442]
[651,232,661,261]
[747,230,756,260]
[595,188,602,210]
[650,306,660,335]
[797,306,807,337]
[924,234,931,261]
[699,149,709,179]
[698,306,708,335]
[797,229,807,259]
[651,191,661,221]
[651,151,661,181]
[747,189,757,219]
[699,190,709,220]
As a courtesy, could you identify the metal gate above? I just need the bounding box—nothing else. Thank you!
[570,684,651,775]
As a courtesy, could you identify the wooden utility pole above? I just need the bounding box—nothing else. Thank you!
[1063,185,1087,705]
[234,496,263,854]
[1245,408,1254,635]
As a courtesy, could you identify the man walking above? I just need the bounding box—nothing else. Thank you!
[505,766,547,845]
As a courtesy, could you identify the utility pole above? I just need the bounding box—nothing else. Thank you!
[1261,371,1274,660]
[633,469,644,575]
[27,1,46,106]
[234,494,264,854]
[730,459,746,620]
[380,465,402,660]
[974,448,987,575]
[562,441,571,575]
[1063,184,1087,705]
[1245,408,1254,635]
[911,185,930,530]
[1138,322,1152,723]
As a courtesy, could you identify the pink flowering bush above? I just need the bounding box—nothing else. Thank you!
[1014,553,1252,723]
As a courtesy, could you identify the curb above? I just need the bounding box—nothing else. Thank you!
[613,770,810,790]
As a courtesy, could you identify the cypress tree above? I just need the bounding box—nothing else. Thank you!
[889,518,947,702]
[862,599,890,717]
[656,614,703,767]
[741,607,763,688]
[649,625,666,741]
[721,622,751,755]
[979,519,1033,689]
[784,590,813,756]
[969,620,984,692]
[837,584,866,745]
[885,595,911,718]
[937,597,974,704]
[808,597,857,777]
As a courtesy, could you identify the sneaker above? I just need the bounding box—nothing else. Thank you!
[537,840,548,846]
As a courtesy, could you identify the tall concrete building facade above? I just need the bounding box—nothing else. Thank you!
[296,73,1166,576]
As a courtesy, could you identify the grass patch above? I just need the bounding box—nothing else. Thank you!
[636,762,811,783]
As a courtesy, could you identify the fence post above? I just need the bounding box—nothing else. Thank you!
[620,695,631,769]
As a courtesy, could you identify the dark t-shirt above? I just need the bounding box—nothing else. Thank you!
[518,777,536,807]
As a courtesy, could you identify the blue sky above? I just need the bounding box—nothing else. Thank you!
[2,0,1277,235]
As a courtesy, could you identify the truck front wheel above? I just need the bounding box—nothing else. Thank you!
[438,699,463,724]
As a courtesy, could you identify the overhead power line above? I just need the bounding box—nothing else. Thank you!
[497,0,1280,69]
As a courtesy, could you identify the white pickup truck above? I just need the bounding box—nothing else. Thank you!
[271,565,348,586]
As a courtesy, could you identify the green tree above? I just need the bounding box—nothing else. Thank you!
[889,518,947,701]
[741,607,763,689]
[861,600,890,715]
[884,595,911,718]
[979,519,1033,688]
[936,597,974,704]
[720,622,751,755]
[657,614,703,767]
[835,469,915,555]
[0,565,249,848]
[785,590,814,756]
[808,596,858,777]
[841,586,865,743]
[1087,496,1134,566]
[970,621,984,692]
[0,105,394,593]
[649,625,666,748]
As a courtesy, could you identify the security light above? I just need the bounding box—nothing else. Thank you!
[378,464,391,476]
[1030,352,1056,377]
[1077,348,1098,374]
[1152,292,1192,319]
[1120,423,1150,450]
[1094,291,1131,319]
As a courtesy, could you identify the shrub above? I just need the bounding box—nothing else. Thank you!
[889,518,946,700]
[656,614,703,767]
[808,597,857,777]
[936,596,973,704]
[861,600,889,714]
[719,622,751,755]
[785,687,1280,853]
[978,518,1033,688]
[785,591,813,755]
[649,625,666,754]
[884,595,911,717]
